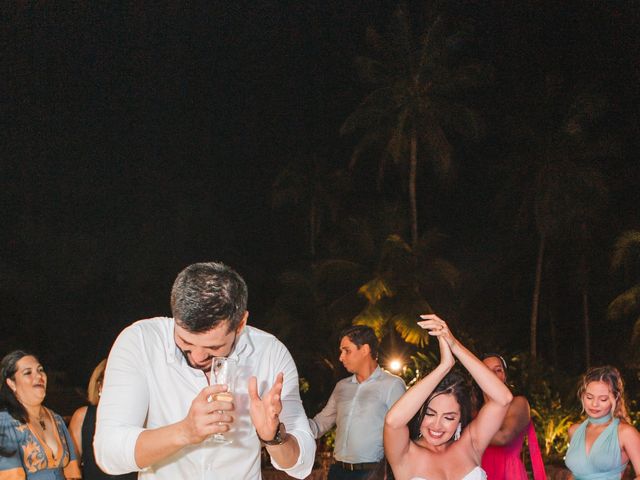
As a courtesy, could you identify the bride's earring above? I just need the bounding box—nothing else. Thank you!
[454,423,461,441]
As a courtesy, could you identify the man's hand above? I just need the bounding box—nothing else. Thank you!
[181,384,235,445]
[248,372,283,441]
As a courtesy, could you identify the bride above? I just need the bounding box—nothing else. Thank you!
[384,314,513,480]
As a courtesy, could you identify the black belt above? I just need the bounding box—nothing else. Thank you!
[336,461,378,471]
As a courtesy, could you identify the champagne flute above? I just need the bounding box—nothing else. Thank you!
[210,357,237,444]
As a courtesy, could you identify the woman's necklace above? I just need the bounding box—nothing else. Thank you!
[38,409,46,431]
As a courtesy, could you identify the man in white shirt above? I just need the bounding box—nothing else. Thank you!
[95,262,315,479]
[309,326,406,479]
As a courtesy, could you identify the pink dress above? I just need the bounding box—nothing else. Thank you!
[481,421,547,480]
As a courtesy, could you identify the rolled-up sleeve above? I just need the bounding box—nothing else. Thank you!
[94,325,148,475]
[267,343,316,479]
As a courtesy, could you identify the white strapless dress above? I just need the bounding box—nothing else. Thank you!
[410,466,487,480]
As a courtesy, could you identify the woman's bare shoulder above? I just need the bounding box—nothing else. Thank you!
[509,395,530,410]
[69,405,88,427]
[618,421,640,437]
[567,421,582,438]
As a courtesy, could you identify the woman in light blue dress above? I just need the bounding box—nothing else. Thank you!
[384,314,513,480]
[565,366,640,480]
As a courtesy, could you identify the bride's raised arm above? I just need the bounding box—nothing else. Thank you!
[419,314,513,457]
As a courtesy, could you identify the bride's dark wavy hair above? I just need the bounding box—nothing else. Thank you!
[408,370,472,440]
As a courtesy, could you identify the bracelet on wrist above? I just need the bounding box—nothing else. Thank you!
[258,422,286,446]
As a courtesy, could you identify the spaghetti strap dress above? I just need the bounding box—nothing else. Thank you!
[482,420,547,480]
[81,405,137,479]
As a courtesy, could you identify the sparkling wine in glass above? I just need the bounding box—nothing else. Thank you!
[210,357,237,444]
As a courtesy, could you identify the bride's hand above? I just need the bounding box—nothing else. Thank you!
[417,313,458,352]
[436,334,455,369]
[418,314,456,369]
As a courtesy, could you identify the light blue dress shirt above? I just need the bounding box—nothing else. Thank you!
[309,366,406,463]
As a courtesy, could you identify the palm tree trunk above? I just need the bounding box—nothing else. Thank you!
[409,128,418,248]
[530,234,545,361]
[310,200,317,258]
[549,308,558,369]
[582,287,590,369]
[581,254,591,368]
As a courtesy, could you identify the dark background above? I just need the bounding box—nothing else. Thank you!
[2,1,640,414]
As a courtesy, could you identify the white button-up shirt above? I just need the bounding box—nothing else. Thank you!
[309,366,405,463]
[95,317,315,480]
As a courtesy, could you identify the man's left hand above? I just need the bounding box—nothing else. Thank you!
[248,372,284,442]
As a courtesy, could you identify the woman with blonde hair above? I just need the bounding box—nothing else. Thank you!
[69,360,135,480]
[565,365,640,479]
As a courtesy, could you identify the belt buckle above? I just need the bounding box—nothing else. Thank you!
[341,462,356,471]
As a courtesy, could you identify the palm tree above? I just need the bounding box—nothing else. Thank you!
[352,232,461,353]
[341,3,485,247]
[498,86,613,364]
[532,159,608,365]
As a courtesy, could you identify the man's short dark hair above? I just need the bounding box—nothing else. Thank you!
[170,262,248,333]
[340,325,379,360]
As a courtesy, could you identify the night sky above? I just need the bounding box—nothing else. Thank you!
[3,2,640,411]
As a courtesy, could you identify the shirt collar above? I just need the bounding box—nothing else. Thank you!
[349,365,382,384]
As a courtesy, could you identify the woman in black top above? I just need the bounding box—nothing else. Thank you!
[69,360,136,480]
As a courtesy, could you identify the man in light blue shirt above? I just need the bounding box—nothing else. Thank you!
[309,326,406,479]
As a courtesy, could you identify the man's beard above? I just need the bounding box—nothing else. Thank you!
[179,348,212,373]
[176,331,238,372]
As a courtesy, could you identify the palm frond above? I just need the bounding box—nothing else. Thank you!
[420,15,446,67]
[358,277,394,304]
[354,55,389,86]
[386,112,409,165]
[347,132,382,170]
[386,4,413,68]
[631,316,640,346]
[340,105,381,137]
[611,231,640,273]
[393,312,430,346]
[352,306,387,340]
[607,285,640,322]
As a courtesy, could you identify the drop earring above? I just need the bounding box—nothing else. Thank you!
[454,423,461,441]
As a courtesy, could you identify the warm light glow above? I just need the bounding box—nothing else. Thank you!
[389,359,403,372]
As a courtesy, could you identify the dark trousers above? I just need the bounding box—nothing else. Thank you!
[327,464,372,480]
